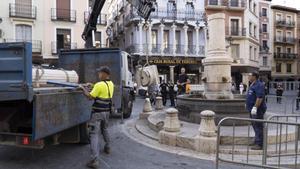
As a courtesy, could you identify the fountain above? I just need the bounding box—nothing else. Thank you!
[177,13,248,125]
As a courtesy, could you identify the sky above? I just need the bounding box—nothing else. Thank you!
[272,0,300,9]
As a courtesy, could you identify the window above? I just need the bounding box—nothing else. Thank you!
[287,48,292,54]
[249,46,253,60]
[175,30,181,52]
[276,47,281,53]
[56,28,71,51]
[276,13,282,21]
[15,24,32,41]
[262,8,267,17]
[95,31,102,47]
[163,30,170,50]
[253,3,256,14]
[276,31,282,41]
[231,19,239,36]
[249,22,252,35]
[262,40,268,48]
[254,48,257,60]
[287,63,292,73]
[249,0,252,11]
[151,30,158,46]
[167,1,176,18]
[286,16,292,24]
[276,63,282,72]
[254,25,257,37]
[187,31,193,49]
[263,56,268,66]
[262,24,267,32]
[231,44,240,60]
[186,2,195,19]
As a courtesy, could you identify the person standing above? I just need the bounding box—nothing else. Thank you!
[148,83,159,105]
[79,67,114,169]
[177,67,190,95]
[168,82,176,107]
[246,72,267,150]
[276,84,284,104]
[160,80,169,106]
[239,83,244,95]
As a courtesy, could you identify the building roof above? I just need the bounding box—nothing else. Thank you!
[271,5,298,13]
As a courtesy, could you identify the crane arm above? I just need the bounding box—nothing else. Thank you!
[82,0,155,48]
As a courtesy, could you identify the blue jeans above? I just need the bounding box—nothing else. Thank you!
[250,108,266,147]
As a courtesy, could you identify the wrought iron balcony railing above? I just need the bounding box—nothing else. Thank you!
[274,53,297,60]
[84,12,107,25]
[226,27,247,36]
[9,3,37,19]
[51,41,77,54]
[206,0,246,8]
[51,8,76,22]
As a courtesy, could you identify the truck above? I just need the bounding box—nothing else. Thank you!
[0,42,134,148]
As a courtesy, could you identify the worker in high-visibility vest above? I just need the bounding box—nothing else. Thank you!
[80,66,114,169]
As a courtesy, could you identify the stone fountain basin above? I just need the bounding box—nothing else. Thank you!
[176,94,248,126]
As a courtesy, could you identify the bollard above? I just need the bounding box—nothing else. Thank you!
[139,98,153,119]
[159,108,181,146]
[195,110,217,153]
[155,97,164,110]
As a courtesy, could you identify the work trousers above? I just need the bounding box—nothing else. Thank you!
[89,111,110,161]
[250,108,266,147]
[161,92,167,106]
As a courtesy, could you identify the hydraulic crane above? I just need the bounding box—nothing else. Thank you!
[82,0,155,48]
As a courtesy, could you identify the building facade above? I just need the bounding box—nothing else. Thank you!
[107,0,206,84]
[271,5,298,86]
[0,0,108,64]
[258,0,273,82]
[205,0,260,88]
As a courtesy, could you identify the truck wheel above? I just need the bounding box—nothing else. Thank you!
[79,123,89,144]
[123,98,133,119]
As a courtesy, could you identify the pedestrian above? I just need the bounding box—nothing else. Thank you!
[177,67,190,95]
[160,80,169,106]
[148,83,159,105]
[79,66,114,169]
[231,83,236,93]
[246,72,267,150]
[297,85,300,110]
[239,82,244,95]
[168,82,176,107]
[276,84,284,104]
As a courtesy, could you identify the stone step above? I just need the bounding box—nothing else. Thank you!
[135,119,159,141]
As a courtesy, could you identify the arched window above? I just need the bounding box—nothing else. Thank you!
[15,24,32,42]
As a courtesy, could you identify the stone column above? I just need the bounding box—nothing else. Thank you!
[139,98,153,119]
[159,108,181,146]
[203,13,233,99]
[155,97,164,110]
[159,23,165,55]
[169,66,175,83]
[195,26,200,56]
[183,24,189,55]
[171,23,177,55]
[204,26,208,57]
[138,22,144,54]
[195,110,217,153]
[147,23,152,55]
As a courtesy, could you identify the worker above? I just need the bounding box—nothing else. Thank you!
[246,71,267,150]
[79,66,114,169]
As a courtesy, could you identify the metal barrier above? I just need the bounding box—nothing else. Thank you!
[216,116,300,169]
[292,97,300,114]
[265,95,287,114]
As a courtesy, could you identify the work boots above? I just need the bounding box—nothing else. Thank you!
[86,159,100,169]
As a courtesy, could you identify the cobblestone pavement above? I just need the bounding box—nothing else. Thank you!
[0,97,287,169]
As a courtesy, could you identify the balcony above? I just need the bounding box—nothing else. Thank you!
[126,44,205,57]
[274,53,297,60]
[276,20,295,28]
[275,36,296,44]
[51,42,77,54]
[4,39,42,53]
[126,9,205,23]
[226,27,246,37]
[84,12,107,25]
[51,8,76,22]
[9,3,37,19]
[260,46,269,54]
[206,0,246,10]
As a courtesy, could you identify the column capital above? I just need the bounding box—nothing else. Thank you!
[195,26,200,30]
[183,25,189,30]
[171,24,177,29]
[159,23,165,28]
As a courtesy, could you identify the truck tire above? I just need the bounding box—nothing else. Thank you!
[123,97,133,119]
[79,123,90,144]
